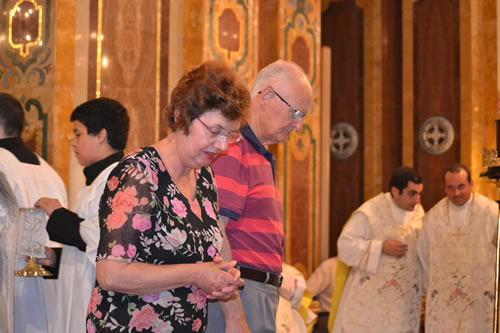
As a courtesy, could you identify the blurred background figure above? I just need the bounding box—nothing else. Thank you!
[0,171,19,333]
[276,263,317,333]
[306,257,338,332]
[0,93,68,333]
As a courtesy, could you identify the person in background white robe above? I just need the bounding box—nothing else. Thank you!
[0,93,68,333]
[417,164,497,332]
[307,256,337,312]
[0,171,19,333]
[332,167,424,333]
[306,257,337,332]
[276,263,313,333]
[35,98,129,333]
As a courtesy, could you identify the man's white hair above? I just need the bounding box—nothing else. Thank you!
[250,60,307,96]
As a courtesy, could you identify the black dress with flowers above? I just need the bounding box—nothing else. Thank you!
[86,147,222,333]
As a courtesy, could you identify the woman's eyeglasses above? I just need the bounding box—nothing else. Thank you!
[196,118,242,144]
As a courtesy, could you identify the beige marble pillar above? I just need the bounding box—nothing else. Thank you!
[460,0,497,199]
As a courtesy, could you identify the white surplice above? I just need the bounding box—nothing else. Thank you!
[0,171,19,333]
[0,148,68,333]
[417,193,497,333]
[333,192,424,333]
[277,264,310,333]
[306,257,337,312]
[52,162,118,333]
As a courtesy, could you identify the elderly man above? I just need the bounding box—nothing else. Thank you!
[332,167,425,333]
[417,164,497,332]
[207,60,313,333]
[0,93,68,333]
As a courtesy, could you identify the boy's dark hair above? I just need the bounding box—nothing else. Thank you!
[70,98,129,150]
[442,163,471,183]
[389,167,423,194]
[0,93,24,137]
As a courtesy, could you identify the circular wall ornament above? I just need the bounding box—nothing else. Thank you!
[330,122,358,159]
[418,116,454,155]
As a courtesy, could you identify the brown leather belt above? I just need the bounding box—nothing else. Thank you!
[237,265,283,287]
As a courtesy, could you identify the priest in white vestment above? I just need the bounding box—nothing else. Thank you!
[332,167,425,333]
[417,164,497,332]
[35,98,129,333]
[0,93,68,333]
[0,171,19,333]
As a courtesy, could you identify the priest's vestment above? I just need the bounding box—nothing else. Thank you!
[333,192,424,333]
[417,193,497,333]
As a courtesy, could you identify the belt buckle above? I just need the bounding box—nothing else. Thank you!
[263,271,270,284]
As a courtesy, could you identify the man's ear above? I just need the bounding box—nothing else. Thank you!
[96,128,108,144]
[390,186,397,197]
[257,89,273,110]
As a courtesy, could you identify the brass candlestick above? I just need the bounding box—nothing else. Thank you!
[14,256,51,277]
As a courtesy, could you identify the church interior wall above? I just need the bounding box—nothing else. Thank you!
[323,0,498,262]
[0,0,498,276]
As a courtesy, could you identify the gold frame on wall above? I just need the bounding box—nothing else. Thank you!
[8,0,43,58]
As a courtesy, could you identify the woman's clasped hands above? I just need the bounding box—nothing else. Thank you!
[198,255,244,300]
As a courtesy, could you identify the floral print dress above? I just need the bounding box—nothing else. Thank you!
[86,147,223,333]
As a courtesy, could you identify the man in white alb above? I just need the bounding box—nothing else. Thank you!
[0,93,68,333]
[35,98,129,333]
[417,164,497,332]
[332,167,424,333]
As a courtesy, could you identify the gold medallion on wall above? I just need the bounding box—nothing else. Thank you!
[205,0,257,84]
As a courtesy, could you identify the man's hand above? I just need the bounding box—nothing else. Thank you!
[382,239,408,258]
[31,246,56,267]
[34,198,62,216]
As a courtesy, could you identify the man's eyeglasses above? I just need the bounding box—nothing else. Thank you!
[259,87,307,121]
[196,118,242,144]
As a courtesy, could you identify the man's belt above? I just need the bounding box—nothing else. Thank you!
[237,265,283,287]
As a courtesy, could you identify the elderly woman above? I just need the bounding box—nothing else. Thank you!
[86,61,250,332]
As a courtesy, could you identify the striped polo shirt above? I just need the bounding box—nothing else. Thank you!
[211,125,284,274]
